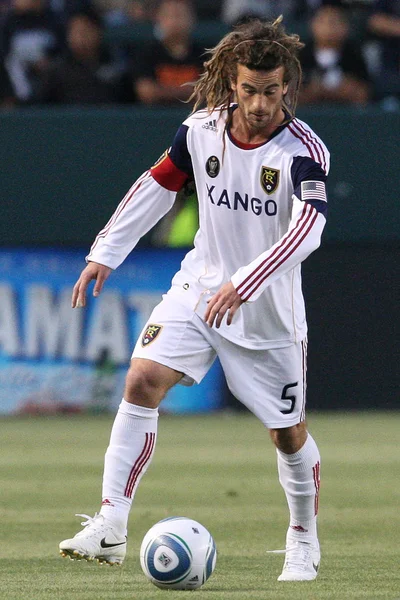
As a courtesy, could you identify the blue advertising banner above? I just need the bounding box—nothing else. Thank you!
[0,249,224,414]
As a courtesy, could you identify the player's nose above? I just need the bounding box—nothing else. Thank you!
[252,94,267,113]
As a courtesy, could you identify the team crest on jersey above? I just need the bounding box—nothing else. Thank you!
[260,166,280,195]
[141,324,163,347]
[206,155,220,178]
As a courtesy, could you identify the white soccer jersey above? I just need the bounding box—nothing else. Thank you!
[88,106,330,350]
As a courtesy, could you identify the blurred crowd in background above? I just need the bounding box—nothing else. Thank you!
[0,0,399,110]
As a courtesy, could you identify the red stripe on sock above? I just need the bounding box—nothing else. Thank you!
[313,461,321,515]
[126,432,155,498]
[124,432,155,498]
[124,433,151,497]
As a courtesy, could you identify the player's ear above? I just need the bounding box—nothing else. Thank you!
[230,63,240,93]
[283,81,289,95]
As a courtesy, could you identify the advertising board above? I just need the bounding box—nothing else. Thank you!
[0,249,223,414]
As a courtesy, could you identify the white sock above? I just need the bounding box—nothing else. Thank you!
[100,399,158,533]
[276,433,321,540]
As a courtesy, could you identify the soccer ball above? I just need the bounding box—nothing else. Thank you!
[140,516,217,590]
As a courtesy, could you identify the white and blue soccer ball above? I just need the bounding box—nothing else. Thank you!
[140,516,217,590]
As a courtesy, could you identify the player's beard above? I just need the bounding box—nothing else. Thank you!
[241,101,284,134]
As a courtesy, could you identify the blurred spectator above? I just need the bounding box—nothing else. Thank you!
[297,0,328,14]
[194,0,223,20]
[0,1,12,20]
[92,0,148,25]
[47,0,94,25]
[133,0,203,105]
[221,0,298,27]
[368,0,400,102]
[43,8,126,104]
[297,0,365,14]
[295,0,376,22]
[1,0,63,103]
[0,53,16,106]
[298,3,370,106]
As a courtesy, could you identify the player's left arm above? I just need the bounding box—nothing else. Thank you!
[204,281,243,328]
[231,156,328,303]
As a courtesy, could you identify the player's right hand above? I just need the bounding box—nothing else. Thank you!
[71,261,112,308]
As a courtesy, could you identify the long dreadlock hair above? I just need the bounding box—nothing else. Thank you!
[189,16,304,119]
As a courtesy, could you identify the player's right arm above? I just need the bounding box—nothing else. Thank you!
[72,262,112,308]
[71,125,193,306]
[87,125,192,270]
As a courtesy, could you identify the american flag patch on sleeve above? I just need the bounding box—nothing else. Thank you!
[301,180,327,202]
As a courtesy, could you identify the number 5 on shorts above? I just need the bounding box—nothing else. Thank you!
[280,382,298,414]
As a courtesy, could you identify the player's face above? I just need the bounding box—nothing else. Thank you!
[231,65,288,133]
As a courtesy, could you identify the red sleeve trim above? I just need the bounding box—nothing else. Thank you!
[150,154,189,192]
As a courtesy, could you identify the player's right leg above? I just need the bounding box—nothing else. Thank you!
[59,358,182,565]
[59,295,216,565]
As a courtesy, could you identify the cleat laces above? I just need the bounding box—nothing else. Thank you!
[76,513,101,526]
[267,542,316,573]
[74,513,105,536]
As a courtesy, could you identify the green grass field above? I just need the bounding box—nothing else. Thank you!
[1,411,399,600]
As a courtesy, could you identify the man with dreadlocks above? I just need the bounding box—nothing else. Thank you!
[60,17,329,582]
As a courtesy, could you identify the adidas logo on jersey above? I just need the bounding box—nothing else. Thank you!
[202,119,217,132]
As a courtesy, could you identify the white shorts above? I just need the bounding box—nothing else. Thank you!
[133,294,307,428]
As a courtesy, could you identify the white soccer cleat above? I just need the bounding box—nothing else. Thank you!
[277,537,320,581]
[59,513,127,566]
[268,533,320,581]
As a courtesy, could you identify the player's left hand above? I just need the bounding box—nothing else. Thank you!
[204,282,243,329]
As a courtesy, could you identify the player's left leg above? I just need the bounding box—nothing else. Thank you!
[269,421,321,581]
[217,337,321,581]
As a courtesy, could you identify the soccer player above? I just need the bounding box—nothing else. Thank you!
[59,16,329,582]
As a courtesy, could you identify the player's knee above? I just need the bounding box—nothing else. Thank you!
[124,364,162,407]
[124,359,179,408]
[269,421,307,454]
